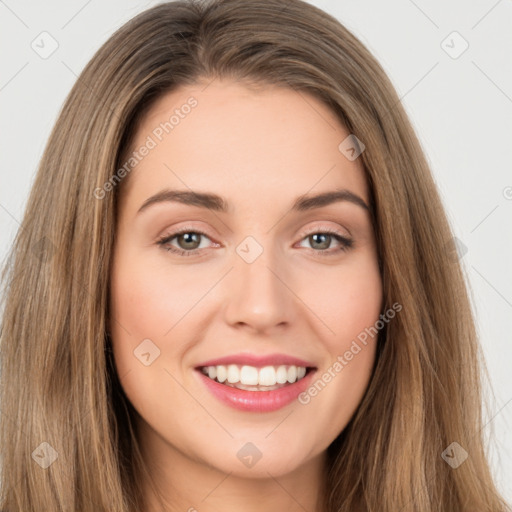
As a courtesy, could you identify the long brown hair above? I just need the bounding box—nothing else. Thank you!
[1,0,509,510]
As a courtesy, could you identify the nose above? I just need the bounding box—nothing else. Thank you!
[222,242,296,334]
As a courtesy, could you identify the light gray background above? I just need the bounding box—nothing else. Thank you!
[0,0,511,500]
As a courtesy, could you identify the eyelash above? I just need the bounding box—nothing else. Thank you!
[156,227,353,258]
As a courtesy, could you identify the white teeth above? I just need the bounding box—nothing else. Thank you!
[276,365,288,384]
[200,364,309,387]
[258,366,276,386]
[227,364,239,383]
[216,365,227,383]
[240,365,259,385]
[287,365,297,383]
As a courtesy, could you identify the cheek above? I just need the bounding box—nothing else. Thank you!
[108,254,194,425]
[296,252,381,385]
[300,253,382,352]
[296,254,382,435]
[109,250,203,341]
[108,251,175,384]
[108,250,218,393]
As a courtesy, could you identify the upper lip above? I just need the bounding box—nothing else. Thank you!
[196,352,317,369]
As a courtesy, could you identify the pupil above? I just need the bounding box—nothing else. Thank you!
[311,233,330,250]
[179,233,200,249]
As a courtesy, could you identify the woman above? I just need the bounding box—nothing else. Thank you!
[1,0,509,511]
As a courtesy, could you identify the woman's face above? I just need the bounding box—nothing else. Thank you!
[110,79,382,480]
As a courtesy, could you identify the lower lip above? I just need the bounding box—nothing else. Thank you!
[196,369,316,412]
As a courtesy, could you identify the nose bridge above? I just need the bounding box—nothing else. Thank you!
[223,234,293,331]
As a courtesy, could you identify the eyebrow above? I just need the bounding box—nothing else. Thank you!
[137,188,369,214]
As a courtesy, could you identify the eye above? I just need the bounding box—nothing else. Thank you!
[156,227,353,257]
[156,228,215,257]
[296,229,353,256]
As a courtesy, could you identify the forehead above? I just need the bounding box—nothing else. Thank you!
[120,80,369,212]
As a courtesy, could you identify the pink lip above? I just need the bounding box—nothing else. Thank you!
[195,352,316,369]
[196,368,317,412]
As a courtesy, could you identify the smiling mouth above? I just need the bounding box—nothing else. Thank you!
[198,364,315,392]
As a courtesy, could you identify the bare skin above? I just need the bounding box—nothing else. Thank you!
[109,79,382,512]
